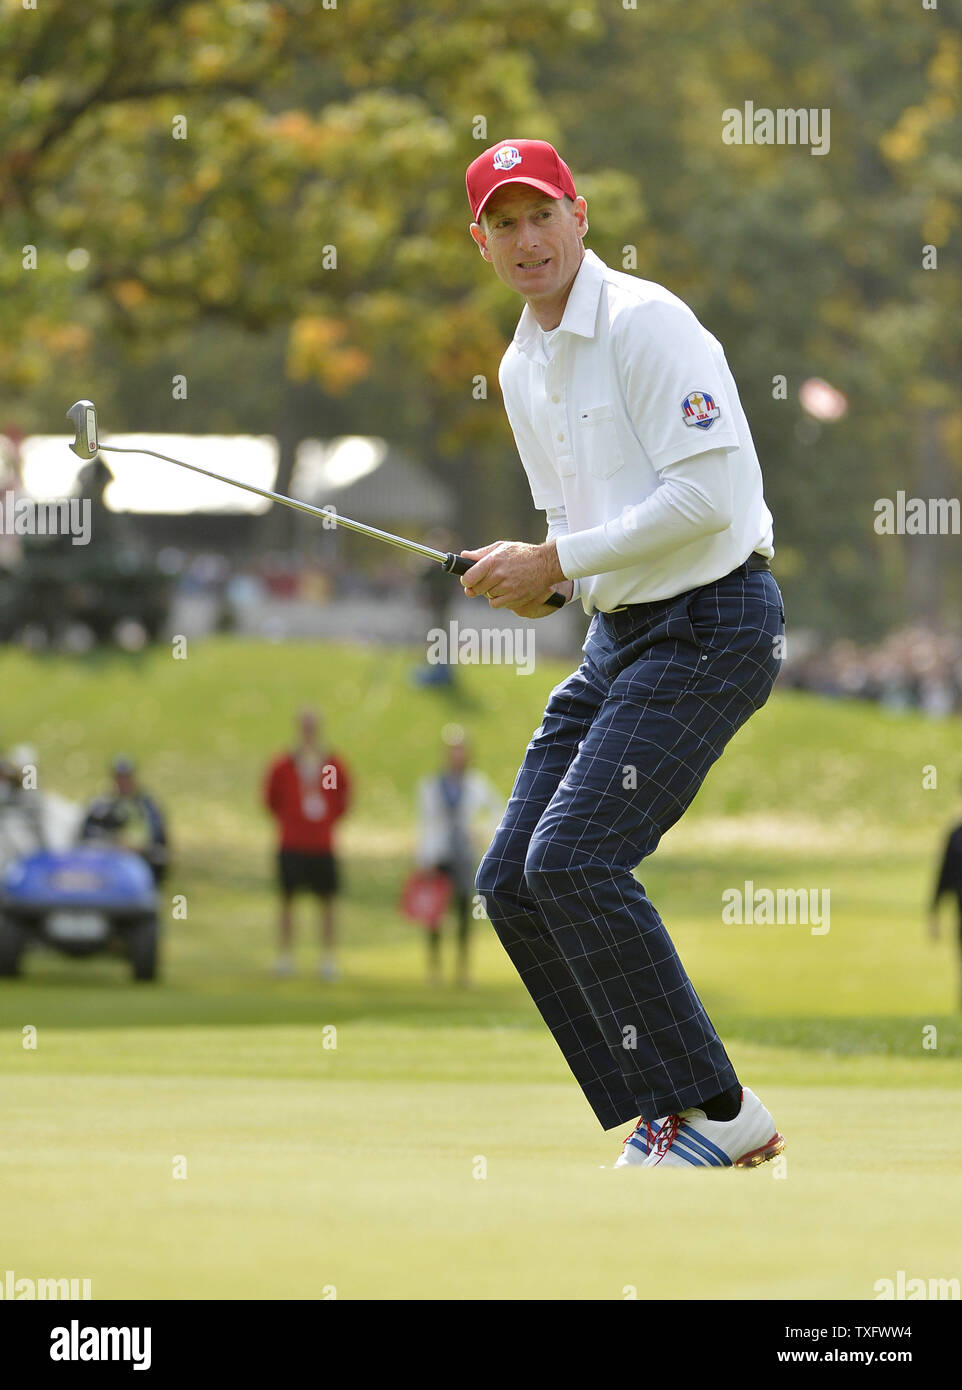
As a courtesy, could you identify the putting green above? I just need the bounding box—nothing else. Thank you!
[3,1013,961,1300]
[2,642,961,1299]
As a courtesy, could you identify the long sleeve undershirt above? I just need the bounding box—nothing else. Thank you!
[545,506,580,605]
[551,447,734,583]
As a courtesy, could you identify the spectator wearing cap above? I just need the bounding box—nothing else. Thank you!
[81,757,169,884]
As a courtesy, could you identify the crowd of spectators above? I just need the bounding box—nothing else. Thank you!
[782,625,962,716]
[161,548,423,616]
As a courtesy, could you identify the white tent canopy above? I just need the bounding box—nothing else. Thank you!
[20,434,279,514]
[294,436,455,526]
[19,432,453,524]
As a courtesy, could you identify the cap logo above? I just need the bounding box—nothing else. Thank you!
[492,145,522,171]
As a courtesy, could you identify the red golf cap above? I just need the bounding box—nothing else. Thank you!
[466,139,577,221]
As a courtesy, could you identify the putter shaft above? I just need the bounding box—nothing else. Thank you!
[97,442,449,566]
[65,400,566,604]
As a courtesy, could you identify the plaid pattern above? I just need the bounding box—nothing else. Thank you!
[476,565,785,1130]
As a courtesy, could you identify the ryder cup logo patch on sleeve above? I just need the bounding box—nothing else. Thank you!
[492,145,522,171]
[682,390,721,430]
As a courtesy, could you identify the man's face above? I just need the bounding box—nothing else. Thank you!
[470,187,588,305]
[298,709,319,745]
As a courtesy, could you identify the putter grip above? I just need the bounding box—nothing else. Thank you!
[443,553,566,609]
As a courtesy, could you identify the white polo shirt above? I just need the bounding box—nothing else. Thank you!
[498,249,774,612]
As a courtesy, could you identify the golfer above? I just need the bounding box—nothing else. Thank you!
[463,139,786,1168]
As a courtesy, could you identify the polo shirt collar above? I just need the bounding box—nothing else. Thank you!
[512,249,606,362]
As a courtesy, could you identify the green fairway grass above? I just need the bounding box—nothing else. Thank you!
[2,640,961,1299]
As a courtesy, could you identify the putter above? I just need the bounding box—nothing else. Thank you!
[65,400,565,608]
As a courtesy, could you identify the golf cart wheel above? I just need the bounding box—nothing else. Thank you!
[0,917,28,977]
[127,914,159,982]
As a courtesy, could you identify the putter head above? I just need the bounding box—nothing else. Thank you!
[66,400,99,459]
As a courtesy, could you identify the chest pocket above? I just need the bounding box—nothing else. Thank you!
[576,404,626,480]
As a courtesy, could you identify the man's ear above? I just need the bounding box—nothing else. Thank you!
[574,196,589,240]
[470,222,491,260]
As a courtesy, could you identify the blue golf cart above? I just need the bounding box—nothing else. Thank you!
[0,843,160,981]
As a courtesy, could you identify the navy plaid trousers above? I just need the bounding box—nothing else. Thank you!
[476,564,785,1129]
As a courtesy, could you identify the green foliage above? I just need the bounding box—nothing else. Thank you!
[1,0,959,630]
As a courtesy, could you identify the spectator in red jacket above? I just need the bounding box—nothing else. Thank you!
[263,707,351,979]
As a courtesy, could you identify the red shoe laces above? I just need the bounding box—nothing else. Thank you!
[649,1114,680,1164]
[622,1117,667,1154]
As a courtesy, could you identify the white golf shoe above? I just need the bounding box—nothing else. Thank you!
[613,1116,667,1167]
[641,1087,784,1168]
